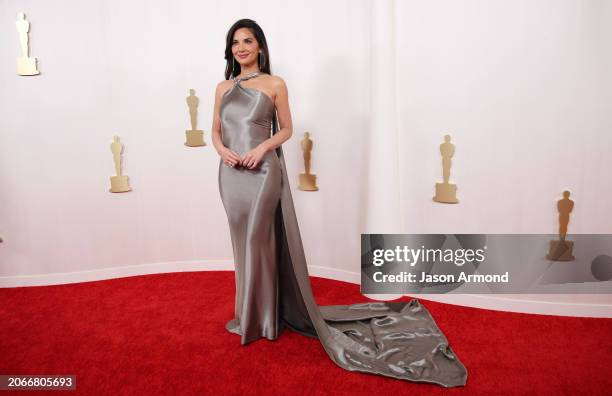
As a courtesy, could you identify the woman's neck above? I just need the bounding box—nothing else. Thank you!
[239,66,261,77]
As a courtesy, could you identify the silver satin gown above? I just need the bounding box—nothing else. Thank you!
[218,72,468,388]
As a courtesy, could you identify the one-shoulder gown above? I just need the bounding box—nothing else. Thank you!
[218,72,468,388]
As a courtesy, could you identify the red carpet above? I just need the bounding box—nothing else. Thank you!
[1,271,611,395]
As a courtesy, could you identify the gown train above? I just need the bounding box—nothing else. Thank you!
[218,72,468,388]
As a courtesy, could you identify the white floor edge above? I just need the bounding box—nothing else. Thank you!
[1,260,610,318]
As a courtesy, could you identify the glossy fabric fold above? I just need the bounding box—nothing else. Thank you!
[218,74,467,387]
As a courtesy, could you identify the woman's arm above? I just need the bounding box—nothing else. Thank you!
[210,81,227,155]
[211,81,241,166]
[260,76,293,152]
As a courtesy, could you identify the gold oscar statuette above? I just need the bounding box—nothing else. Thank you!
[109,136,132,193]
[546,190,575,261]
[433,134,459,203]
[16,12,40,76]
[185,89,206,147]
[298,132,319,191]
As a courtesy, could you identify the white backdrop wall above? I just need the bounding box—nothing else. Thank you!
[394,0,612,234]
[1,0,611,316]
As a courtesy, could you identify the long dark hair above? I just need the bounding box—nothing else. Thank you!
[223,19,278,135]
[224,19,272,80]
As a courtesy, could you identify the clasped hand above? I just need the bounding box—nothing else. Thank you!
[221,145,267,169]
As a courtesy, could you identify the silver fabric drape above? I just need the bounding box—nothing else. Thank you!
[218,72,468,388]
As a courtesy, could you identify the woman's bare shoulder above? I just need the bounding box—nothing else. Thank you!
[267,74,285,84]
[267,74,287,92]
[216,79,234,96]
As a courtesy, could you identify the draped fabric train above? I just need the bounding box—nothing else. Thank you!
[217,72,468,388]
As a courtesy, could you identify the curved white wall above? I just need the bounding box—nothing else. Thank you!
[1,0,611,317]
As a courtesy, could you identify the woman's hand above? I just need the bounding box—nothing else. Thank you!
[219,146,241,168]
[240,144,268,169]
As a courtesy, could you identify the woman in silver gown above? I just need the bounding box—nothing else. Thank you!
[211,19,467,388]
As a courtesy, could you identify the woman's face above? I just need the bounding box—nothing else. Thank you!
[232,28,260,67]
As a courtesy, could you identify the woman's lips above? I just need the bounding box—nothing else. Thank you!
[238,53,249,59]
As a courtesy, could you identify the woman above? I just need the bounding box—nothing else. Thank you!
[210,19,468,388]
